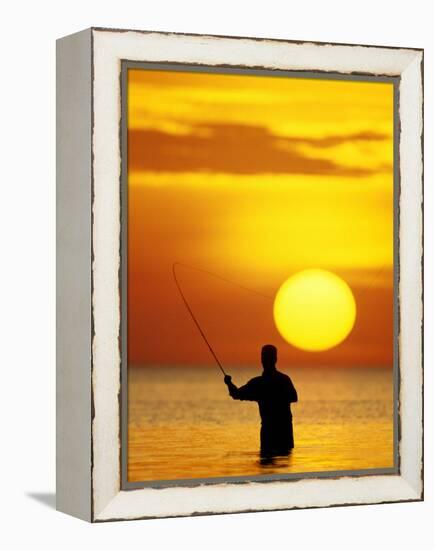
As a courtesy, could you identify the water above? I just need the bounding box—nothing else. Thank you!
[127,366,394,482]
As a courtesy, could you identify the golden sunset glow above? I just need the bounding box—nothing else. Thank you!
[273,270,356,352]
[127,68,394,367]
[127,67,396,483]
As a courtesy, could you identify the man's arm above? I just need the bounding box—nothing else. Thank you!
[287,378,298,403]
[224,375,258,401]
[224,375,241,399]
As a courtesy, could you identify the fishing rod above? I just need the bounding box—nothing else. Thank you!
[172,262,227,376]
[172,260,389,375]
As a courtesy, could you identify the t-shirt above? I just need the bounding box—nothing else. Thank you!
[229,370,297,426]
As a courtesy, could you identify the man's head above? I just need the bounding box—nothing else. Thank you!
[261,344,277,372]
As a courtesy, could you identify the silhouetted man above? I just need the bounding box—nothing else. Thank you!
[224,344,298,456]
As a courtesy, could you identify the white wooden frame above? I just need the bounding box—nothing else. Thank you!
[56,27,423,522]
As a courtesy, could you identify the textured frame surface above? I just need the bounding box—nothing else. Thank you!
[57,27,423,523]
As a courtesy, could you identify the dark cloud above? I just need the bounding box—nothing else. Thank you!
[128,124,390,176]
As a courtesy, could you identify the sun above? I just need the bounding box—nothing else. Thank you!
[273,269,356,352]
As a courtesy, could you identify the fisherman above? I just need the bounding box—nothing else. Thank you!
[224,344,298,457]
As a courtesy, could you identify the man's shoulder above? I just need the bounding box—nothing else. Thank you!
[246,376,263,386]
[275,370,291,382]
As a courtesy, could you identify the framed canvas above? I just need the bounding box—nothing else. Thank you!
[56,27,423,522]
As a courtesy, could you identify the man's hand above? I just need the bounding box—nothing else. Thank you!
[224,375,232,385]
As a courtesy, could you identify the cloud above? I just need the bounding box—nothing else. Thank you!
[128,123,390,176]
[280,130,390,148]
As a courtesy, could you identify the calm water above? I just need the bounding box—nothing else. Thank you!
[128,366,394,482]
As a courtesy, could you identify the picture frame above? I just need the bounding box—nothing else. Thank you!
[56,27,423,522]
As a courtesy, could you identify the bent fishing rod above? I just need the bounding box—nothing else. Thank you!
[172,262,227,376]
[172,261,387,377]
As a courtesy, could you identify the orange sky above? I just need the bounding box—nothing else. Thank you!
[127,68,394,367]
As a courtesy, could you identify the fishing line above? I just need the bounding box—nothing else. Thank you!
[173,262,271,300]
[172,261,389,374]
